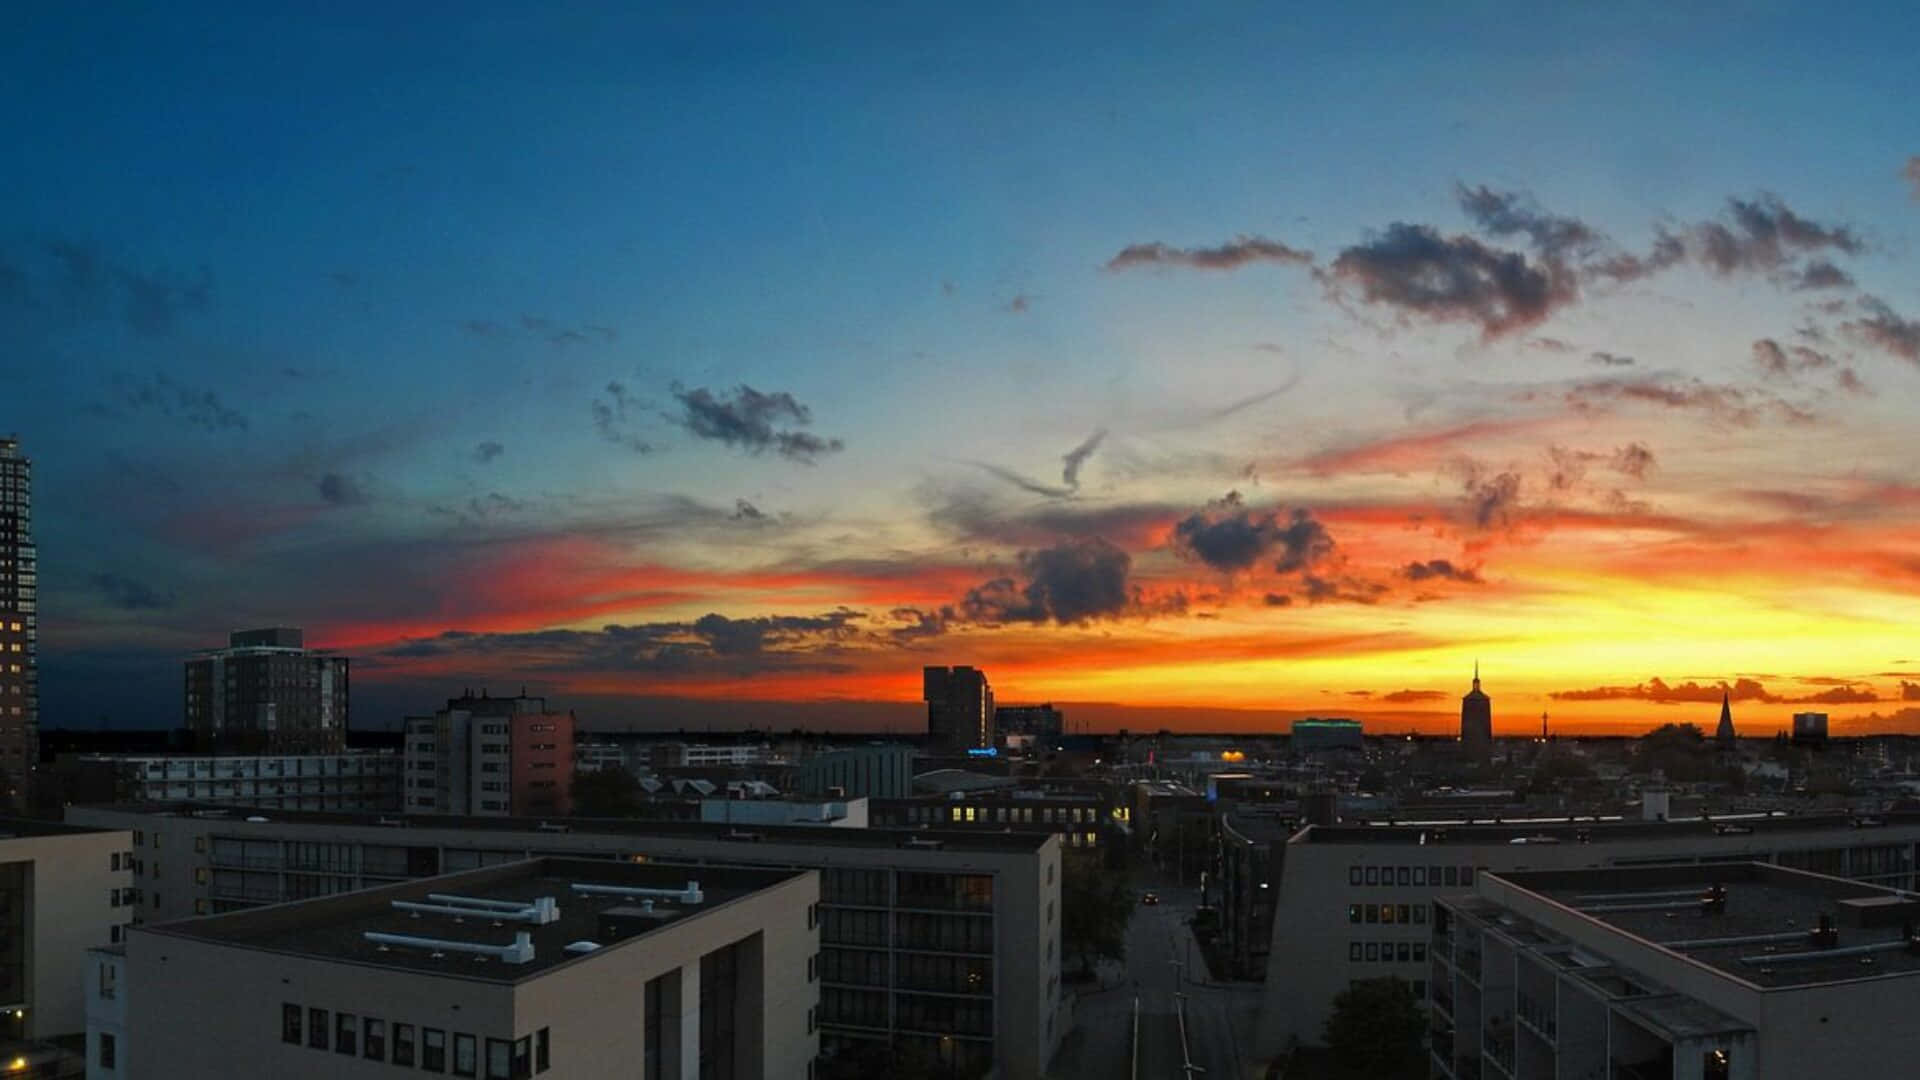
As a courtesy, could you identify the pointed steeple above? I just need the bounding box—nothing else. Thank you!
[1716,689,1735,746]
[1473,659,1481,692]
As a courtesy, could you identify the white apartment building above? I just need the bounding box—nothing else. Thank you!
[1435,861,1920,1079]
[1257,811,1920,1059]
[65,752,401,812]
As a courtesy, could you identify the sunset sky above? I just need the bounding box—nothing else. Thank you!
[8,3,1920,734]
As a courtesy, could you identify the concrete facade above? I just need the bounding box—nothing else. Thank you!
[110,858,816,1079]
[1257,812,1920,1057]
[58,752,401,812]
[183,628,349,755]
[404,693,574,817]
[0,823,133,1041]
[1437,862,1920,1079]
[67,804,1064,1080]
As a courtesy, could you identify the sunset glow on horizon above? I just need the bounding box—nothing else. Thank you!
[10,5,1920,735]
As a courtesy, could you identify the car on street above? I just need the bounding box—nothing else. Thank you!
[1141,891,1159,905]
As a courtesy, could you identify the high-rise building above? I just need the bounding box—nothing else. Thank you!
[1717,689,1736,747]
[1459,662,1492,762]
[0,437,37,809]
[1792,711,1829,746]
[403,691,574,817]
[183,628,349,754]
[923,666,993,750]
[995,704,1064,741]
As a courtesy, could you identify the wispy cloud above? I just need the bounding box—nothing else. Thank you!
[1844,297,1920,363]
[87,572,176,610]
[1106,236,1312,272]
[591,381,654,454]
[669,384,844,463]
[110,372,248,432]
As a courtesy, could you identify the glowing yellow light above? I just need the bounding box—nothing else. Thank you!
[1221,750,1246,763]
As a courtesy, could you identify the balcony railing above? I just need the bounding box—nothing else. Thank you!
[1516,991,1556,1042]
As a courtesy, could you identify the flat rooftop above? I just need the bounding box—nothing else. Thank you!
[143,857,805,981]
[1299,809,1920,845]
[0,818,126,840]
[74,802,1053,852]
[1493,863,1920,989]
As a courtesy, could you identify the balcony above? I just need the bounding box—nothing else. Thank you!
[1515,991,1556,1043]
[1457,949,1483,983]
[1484,1024,1515,1077]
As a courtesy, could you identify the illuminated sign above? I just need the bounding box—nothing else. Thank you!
[966,747,998,758]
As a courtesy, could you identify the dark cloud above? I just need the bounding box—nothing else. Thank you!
[1844,297,1920,363]
[1382,689,1447,704]
[1401,559,1482,584]
[1300,574,1388,605]
[328,271,359,288]
[1061,430,1106,489]
[87,572,175,611]
[1700,195,1863,274]
[1262,592,1293,607]
[1903,681,1920,702]
[961,537,1134,624]
[463,315,613,346]
[591,381,654,454]
[1751,338,1837,380]
[732,499,765,521]
[1790,260,1854,291]
[112,261,211,336]
[382,610,864,677]
[1456,184,1600,259]
[670,383,845,463]
[1906,157,1920,199]
[1611,442,1656,480]
[1006,294,1032,314]
[549,330,591,346]
[967,463,1074,499]
[1551,676,1879,705]
[1530,337,1577,353]
[1459,467,1522,530]
[1588,351,1635,367]
[1583,234,1688,284]
[112,372,248,432]
[316,472,369,505]
[1171,492,1334,574]
[1105,236,1313,272]
[1324,223,1577,339]
[1559,375,1812,426]
[473,441,505,464]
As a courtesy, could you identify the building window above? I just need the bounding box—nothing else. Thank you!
[1349,942,1362,962]
[1349,866,1362,886]
[536,1027,550,1072]
[98,1033,115,1069]
[365,1018,386,1061]
[1444,867,1458,887]
[1365,867,1378,885]
[486,1038,512,1079]
[423,1028,446,1071]
[1397,867,1410,886]
[513,1036,532,1079]
[309,1008,329,1050]
[1382,904,1396,925]
[1398,904,1411,923]
[282,1004,301,1044]
[1397,942,1411,963]
[394,1024,416,1067]
[1413,943,1427,962]
[1365,904,1378,924]
[1348,904,1361,924]
[336,1012,357,1055]
[1365,942,1379,961]
[1461,866,1474,885]
[454,1033,478,1077]
[1413,866,1426,886]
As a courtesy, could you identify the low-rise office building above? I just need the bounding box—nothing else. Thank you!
[98,856,816,1079]
[1257,811,1920,1059]
[0,821,131,1045]
[66,804,1063,1080]
[57,752,401,812]
[1435,861,1920,1079]
[791,744,915,799]
[870,788,1126,852]
[404,693,574,817]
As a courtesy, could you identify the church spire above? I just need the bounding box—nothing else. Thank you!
[1716,688,1735,746]
[1472,659,1481,692]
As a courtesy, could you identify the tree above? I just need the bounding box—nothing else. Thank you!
[1060,853,1132,975]
[1635,722,1716,781]
[570,768,643,817]
[1323,977,1426,1080]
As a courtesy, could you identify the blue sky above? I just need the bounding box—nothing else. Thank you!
[6,2,1920,731]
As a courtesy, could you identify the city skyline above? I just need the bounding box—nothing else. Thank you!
[9,4,1920,735]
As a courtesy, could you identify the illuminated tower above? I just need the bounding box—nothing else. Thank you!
[1460,661,1492,763]
[0,437,33,809]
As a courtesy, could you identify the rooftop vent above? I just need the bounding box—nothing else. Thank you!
[363,929,534,965]
[724,830,763,842]
[902,837,945,850]
[570,881,704,905]
[564,941,601,955]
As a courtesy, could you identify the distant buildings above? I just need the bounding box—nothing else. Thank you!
[1292,717,1364,753]
[1460,663,1493,762]
[184,628,349,754]
[57,752,401,813]
[1435,861,1920,1079]
[0,438,36,809]
[791,744,915,799]
[1792,711,1829,747]
[923,666,993,751]
[995,703,1064,741]
[97,856,818,1079]
[403,692,574,817]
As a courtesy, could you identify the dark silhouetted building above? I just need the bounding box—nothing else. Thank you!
[184,628,349,753]
[1717,689,1736,747]
[923,666,993,751]
[403,691,574,816]
[1291,717,1364,753]
[1792,711,1829,747]
[995,703,1063,741]
[1460,662,1492,762]
[0,438,35,809]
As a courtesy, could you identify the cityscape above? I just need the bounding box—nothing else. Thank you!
[7,4,1920,1079]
